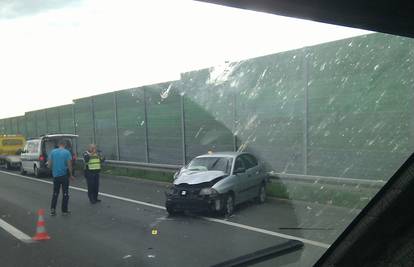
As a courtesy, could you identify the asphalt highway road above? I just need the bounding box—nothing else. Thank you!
[0,169,360,267]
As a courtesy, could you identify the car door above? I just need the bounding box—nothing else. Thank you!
[24,140,40,173]
[233,156,250,204]
[241,154,261,199]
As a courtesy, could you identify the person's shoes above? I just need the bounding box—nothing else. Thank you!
[62,210,71,216]
[90,200,97,204]
[95,199,102,203]
[50,209,56,216]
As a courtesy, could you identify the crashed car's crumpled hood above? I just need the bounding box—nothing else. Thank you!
[174,170,227,185]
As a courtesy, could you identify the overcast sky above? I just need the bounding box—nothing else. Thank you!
[0,0,370,119]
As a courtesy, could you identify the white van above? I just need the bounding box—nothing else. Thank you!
[20,134,78,178]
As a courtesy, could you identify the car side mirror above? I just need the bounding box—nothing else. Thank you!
[234,167,246,174]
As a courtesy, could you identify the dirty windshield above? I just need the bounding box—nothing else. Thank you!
[0,0,413,267]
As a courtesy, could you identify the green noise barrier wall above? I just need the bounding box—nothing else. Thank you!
[0,33,413,181]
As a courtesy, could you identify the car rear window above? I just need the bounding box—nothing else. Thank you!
[26,141,39,153]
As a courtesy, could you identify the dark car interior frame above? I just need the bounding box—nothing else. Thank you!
[198,1,414,266]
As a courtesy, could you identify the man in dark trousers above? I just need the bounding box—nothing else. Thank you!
[48,139,75,216]
[83,144,104,204]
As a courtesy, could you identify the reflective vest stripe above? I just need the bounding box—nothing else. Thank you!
[87,156,101,170]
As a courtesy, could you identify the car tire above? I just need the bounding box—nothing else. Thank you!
[223,193,235,216]
[34,166,41,178]
[20,165,26,175]
[256,183,266,204]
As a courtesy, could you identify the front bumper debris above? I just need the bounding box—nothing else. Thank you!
[165,189,223,213]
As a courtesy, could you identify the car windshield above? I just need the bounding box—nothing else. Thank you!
[0,1,412,267]
[187,156,232,173]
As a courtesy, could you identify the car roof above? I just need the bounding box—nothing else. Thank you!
[196,151,250,158]
[26,134,79,142]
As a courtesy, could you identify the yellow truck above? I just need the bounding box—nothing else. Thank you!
[0,135,26,170]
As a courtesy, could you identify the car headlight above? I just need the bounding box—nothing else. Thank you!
[199,188,218,196]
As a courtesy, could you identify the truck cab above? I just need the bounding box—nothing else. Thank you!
[0,135,26,169]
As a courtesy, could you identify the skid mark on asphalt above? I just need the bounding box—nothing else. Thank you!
[0,170,331,249]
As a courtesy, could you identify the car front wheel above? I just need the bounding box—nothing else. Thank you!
[223,193,235,216]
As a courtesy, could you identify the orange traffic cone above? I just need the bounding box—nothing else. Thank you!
[32,209,51,241]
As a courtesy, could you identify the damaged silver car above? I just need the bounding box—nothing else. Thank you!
[165,152,268,215]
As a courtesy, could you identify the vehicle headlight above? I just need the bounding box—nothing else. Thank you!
[199,188,218,196]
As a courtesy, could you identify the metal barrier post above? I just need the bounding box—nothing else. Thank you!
[45,110,49,134]
[72,104,78,155]
[113,92,121,160]
[303,48,309,175]
[91,97,96,144]
[180,93,186,165]
[24,116,28,137]
[57,107,61,133]
[233,92,237,152]
[16,117,19,135]
[143,88,150,163]
[35,113,38,137]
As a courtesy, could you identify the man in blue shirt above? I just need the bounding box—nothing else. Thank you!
[48,139,75,216]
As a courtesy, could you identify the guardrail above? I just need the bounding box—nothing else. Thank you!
[271,172,386,188]
[101,160,387,188]
[104,160,180,172]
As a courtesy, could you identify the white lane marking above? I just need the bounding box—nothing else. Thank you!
[0,170,330,248]
[99,192,165,210]
[0,218,33,243]
[201,217,330,249]
[0,171,165,210]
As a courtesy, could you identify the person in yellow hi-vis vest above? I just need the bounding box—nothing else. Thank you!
[83,144,105,204]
